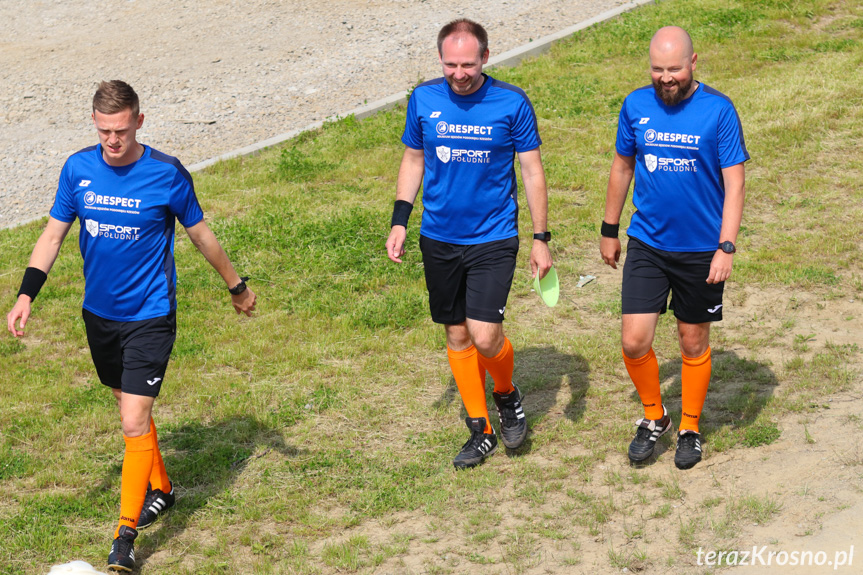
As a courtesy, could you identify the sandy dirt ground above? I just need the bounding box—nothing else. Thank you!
[0,0,629,228]
[309,283,863,574]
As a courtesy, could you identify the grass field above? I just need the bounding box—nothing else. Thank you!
[2,0,863,573]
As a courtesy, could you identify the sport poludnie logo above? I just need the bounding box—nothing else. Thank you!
[644,154,697,173]
[436,145,451,163]
[435,146,490,164]
[84,218,141,240]
[645,154,658,173]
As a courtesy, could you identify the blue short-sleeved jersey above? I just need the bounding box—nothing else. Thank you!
[50,144,204,321]
[616,83,750,252]
[402,74,542,245]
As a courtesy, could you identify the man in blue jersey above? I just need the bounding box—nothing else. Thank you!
[386,19,552,469]
[599,27,748,470]
[6,81,256,572]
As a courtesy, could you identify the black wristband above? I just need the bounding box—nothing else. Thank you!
[391,200,413,228]
[601,221,620,239]
[18,267,48,301]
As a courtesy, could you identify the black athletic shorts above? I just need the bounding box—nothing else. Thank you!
[419,235,519,324]
[82,308,177,397]
[622,237,725,324]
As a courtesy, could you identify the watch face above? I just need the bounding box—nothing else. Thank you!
[720,241,736,254]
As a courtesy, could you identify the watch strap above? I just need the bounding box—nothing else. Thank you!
[718,241,736,254]
[229,276,250,295]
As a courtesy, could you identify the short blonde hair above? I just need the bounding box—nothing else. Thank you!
[92,80,139,117]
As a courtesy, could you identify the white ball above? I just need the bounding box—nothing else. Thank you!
[47,561,108,575]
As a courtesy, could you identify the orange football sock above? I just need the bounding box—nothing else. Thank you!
[623,348,664,420]
[148,418,171,493]
[447,345,492,433]
[115,430,155,537]
[478,337,515,395]
[680,347,711,433]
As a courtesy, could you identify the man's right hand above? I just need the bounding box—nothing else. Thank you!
[600,236,622,269]
[7,295,33,337]
[231,288,257,317]
[386,226,407,263]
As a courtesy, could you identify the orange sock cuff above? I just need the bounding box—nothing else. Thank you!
[478,337,514,395]
[682,347,711,366]
[481,337,511,363]
[447,344,477,361]
[623,348,656,366]
[123,430,155,452]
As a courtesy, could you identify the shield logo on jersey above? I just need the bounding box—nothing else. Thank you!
[645,154,658,173]
[436,146,451,163]
[86,219,99,238]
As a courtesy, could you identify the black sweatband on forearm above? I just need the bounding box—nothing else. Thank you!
[391,200,413,228]
[17,267,48,301]
[601,221,620,239]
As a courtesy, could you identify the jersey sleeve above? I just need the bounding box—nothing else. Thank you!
[168,169,204,228]
[615,97,637,157]
[716,102,750,168]
[400,90,424,150]
[511,96,542,152]
[49,159,78,223]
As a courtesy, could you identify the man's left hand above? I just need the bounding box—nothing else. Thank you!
[232,288,257,316]
[707,251,733,284]
[530,239,553,280]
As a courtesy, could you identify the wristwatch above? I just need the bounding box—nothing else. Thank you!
[229,276,250,295]
[718,241,736,254]
[533,232,551,242]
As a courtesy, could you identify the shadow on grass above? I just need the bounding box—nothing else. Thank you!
[92,415,303,569]
[626,349,779,462]
[434,345,589,457]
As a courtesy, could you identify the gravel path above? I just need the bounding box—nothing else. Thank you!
[0,0,628,229]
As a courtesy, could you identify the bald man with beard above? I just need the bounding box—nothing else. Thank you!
[599,27,749,470]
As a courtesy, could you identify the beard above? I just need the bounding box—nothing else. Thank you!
[653,76,693,106]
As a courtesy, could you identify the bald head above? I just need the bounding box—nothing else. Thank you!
[650,26,694,60]
[649,26,698,106]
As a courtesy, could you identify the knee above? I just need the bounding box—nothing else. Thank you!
[678,326,710,358]
[680,340,709,358]
[121,418,151,437]
[445,324,472,351]
[473,332,504,358]
[622,334,652,359]
[119,403,153,437]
